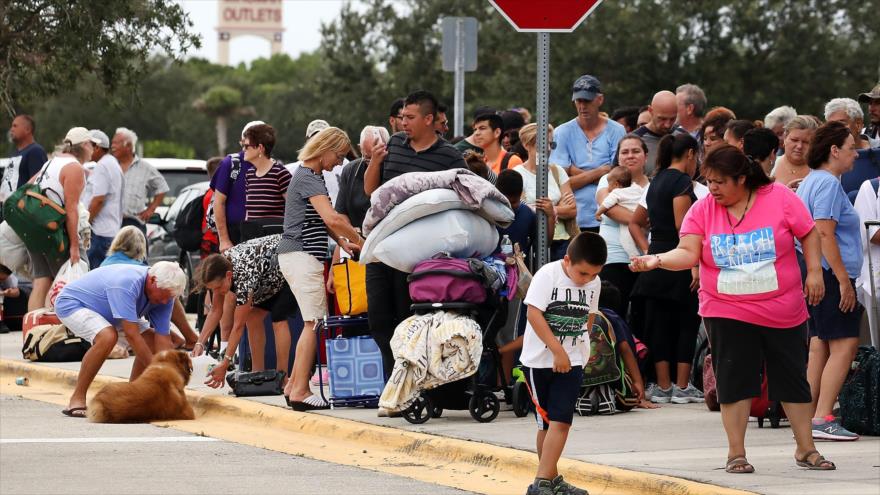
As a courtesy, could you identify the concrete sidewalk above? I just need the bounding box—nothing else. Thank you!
[2,332,878,495]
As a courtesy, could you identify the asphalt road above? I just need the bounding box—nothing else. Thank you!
[0,395,475,495]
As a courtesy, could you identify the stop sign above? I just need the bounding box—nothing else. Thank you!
[489,0,604,32]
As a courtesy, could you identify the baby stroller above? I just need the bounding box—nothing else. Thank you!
[400,256,510,424]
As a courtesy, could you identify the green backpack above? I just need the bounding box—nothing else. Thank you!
[2,160,69,265]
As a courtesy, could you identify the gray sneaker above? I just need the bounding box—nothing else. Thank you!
[525,478,555,495]
[650,385,673,403]
[671,383,705,404]
[812,418,860,441]
[552,475,589,495]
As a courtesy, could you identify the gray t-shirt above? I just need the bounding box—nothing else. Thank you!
[277,166,329,260]
[84,154,124,238]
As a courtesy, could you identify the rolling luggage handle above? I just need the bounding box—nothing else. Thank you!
[314,315,377,408]
[866,220,880,343]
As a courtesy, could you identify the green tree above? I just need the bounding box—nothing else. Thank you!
[193,86,252,156]
[1,0,200,116]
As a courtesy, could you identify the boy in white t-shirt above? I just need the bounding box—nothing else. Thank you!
[521,232,606,495]
[594,167,642,257]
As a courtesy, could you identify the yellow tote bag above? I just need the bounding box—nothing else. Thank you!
[332,259,368,315]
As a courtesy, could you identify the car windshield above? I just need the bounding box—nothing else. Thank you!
[161,171,208,206]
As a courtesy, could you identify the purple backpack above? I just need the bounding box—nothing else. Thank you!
[408,257,486,304]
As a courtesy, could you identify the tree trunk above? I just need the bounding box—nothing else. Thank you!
[216,116,228,156]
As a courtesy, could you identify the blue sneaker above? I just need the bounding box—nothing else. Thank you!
[650,385,673,404]
[812,417,859,441]
[671,383,705,404]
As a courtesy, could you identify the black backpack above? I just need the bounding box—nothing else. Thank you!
[174,193,207,253]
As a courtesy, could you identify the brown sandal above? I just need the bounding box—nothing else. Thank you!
[795,450,836,470]
[725,456,755,474]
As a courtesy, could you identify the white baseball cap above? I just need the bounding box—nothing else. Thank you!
[241,120,266,139]
[64,127,94,146]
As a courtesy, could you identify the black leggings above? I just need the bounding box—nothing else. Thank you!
[645,296,700,365]
[366,262,412,378]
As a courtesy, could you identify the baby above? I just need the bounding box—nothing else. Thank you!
[595,167,642,257]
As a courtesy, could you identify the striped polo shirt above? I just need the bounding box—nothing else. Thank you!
[245,161,291,219]
[380,132,467,184]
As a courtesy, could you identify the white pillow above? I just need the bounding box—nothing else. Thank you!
[362,210,500,272]
[362,189,513,254]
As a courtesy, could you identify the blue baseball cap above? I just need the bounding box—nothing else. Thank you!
[572,75,602,101]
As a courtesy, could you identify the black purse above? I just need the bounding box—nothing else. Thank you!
[226,370,285,397]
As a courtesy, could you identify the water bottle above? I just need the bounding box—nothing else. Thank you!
[501,234,513,257]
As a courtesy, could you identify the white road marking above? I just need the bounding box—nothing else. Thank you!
[0,436,219,444]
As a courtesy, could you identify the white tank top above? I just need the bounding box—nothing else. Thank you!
[36,156,80,206]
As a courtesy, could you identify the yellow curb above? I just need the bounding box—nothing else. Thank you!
[1,359,753,495]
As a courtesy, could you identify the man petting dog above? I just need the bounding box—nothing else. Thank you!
[55,261,187,417]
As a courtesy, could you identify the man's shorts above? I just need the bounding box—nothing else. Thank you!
[523,365,584,430]
[58,308,148,344]
[278,251,327,322]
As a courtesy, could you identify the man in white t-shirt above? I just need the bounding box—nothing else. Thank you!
[84,130,124,268]
[520,232,605,495]
[853,178,879,347]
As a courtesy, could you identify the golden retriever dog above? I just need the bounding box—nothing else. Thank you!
[88,350,195,423]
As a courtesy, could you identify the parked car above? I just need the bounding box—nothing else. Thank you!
[147,181,210,309]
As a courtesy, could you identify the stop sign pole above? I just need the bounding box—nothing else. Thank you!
[489,0,605,269]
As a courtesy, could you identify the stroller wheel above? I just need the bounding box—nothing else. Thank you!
[431,404,443,418]
[512,381,531,418]
[469,392,500,423]
[403,395,433,424]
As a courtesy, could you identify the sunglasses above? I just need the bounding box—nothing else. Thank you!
[241,143,259,150]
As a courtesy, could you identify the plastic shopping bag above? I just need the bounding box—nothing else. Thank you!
[45,259,89,310]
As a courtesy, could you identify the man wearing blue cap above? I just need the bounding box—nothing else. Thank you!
[84,129,124,268]
[549,75,626,233]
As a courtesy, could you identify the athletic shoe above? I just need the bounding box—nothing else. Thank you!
[671,383,705,404]
[552,475,589,495]
[812,417,860,441]
[310,368,330,386]
[525,478,555,495]
[650,385,673,403]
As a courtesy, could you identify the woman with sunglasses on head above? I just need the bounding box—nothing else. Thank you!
[513,123,574,261]
[278,127,364,411]
[630,144,833,473]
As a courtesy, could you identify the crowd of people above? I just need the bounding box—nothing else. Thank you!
[1,75,879,491]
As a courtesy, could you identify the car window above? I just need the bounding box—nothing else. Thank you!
[161,171,208,206]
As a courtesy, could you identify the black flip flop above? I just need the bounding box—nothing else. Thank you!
[289,397,329,411]
[62,407,87,418]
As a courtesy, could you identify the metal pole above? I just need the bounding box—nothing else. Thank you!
[454,18,465,138]
[535,32,551,269]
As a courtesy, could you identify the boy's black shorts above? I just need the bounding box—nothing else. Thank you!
[523,365,583,429]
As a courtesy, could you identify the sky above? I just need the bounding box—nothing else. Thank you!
[178,0,349,66]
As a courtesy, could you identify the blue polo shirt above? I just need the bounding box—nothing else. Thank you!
[55,265,174,335]
[797,169,863,278]
[549,118,626,228]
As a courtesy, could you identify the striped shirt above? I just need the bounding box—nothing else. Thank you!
[245,161,291,219]
[277,166,330,260]
[380,132,467,184]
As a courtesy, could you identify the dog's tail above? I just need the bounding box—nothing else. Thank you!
[86,395,111,423]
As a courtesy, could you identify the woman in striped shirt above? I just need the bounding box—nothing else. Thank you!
[278,127,364,410]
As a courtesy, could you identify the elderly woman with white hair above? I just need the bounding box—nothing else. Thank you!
[56,260,187,417]
[770,115,820,190]
[25,127,93,312]
[335,125,388,231]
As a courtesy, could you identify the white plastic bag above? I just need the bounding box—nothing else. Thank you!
[192,354,219,383]
[0,221,30,274]
[45,259,89,310]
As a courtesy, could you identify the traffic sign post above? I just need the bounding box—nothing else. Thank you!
[441,17,478,138]
[489,0,604,269]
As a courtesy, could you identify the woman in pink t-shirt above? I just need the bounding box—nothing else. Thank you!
[631,145,835,473]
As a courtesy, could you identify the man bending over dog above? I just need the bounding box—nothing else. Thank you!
[55,261,186,417]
